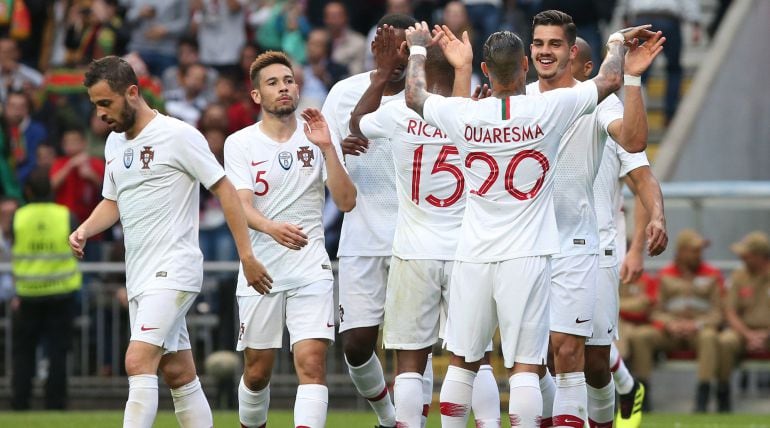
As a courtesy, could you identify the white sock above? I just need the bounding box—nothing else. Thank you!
[439,365,475,427]
[553,372,587,428]
[170,376,213,428]
[508,372,542,428]
[609,344,634,395]
[294,384,328,428]
[421,354,434,428]
[238,377,269,428]
[472,364,500,427]
[395,372,423,428]
[124,374,158,428]
[539,370,557,428]
[346,354,396,426]
[587,381,615,428]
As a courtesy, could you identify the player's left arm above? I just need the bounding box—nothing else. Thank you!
[625,165,667,257]
[404,21,443,118]
[302,108,357,212]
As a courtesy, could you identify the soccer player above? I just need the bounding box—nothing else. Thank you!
[70,56,272,428]
[525,11,666,427]
[321,13,418,428]
[349,25,500,427]
[572,36,669,428]
[404,20,653,428]
[225,51,356,428]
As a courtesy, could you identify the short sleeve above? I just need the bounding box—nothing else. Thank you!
[101,138,117,200]
[544,80,598,128]
[174,124,225,189]
[359,102,397,140]
[223,135,254,191]
[614,138,650,178]
[596,94,624,133]
[321,83,344,147]
[422,94,471,135]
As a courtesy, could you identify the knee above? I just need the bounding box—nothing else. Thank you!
[243,361,272,391]
[698,328,718,345]
[124,352,146,377]
[584,348,610,381]
[295,354,327,384]
[718,330,741,352]
[342,330,377,366]
[552,335,585,372]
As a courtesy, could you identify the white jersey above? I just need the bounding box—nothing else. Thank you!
[594,137,650,266]
[422,81,598,262]
[321,72,401,257]
[360,101,463,260]
[224,119,339,294]
[527,82,624,258]
[102,113,224,300]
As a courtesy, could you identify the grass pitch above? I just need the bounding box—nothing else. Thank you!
[0,410,768,427]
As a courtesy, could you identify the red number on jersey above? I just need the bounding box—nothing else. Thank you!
[254,170,269,196]
[466,150,550,200]
[411,145,465,207]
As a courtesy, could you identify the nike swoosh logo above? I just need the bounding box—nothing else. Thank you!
[575,317,591,324]
[251,160,267,167]
[326,322,334,328]
[107,158,116,165]
[608,326,614,334]
[140,325,159,331]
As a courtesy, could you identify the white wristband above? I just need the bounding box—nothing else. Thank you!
[607,32,625,46]
[624,74,642,86]
[409,45,427,57]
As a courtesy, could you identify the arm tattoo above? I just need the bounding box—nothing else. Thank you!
[405,55,430,118]
[594,42,624,102]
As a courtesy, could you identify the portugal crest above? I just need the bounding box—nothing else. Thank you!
[278,151,293,170]
[123,148,134,168]
[140,146,154,169]
[297,146,314,168]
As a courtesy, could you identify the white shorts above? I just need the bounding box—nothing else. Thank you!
[128,288,196,354]
[338,256,390,333]
[383,257,451,350]
[445,257,550,368]
[586,265,620,346]
[236,280,335,351]
[550,254,598,337]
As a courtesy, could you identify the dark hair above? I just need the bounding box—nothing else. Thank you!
[249,51,293,88]
[83,56,138,93]
[24,167,52,200]
[178,35,199,51]
[376,13,417,30]
[532,10,577,45]
[482,31,525,85]
[425,45,455,84]
[5,90,31,109]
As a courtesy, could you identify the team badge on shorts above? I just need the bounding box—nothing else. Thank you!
[297,146,314,167]
[123,148,134,168]
[140,146,155,169]
[279,151,293,170]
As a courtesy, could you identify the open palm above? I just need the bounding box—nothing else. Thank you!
[625,30,666,76]
[433,25,472,69]
[301,108,332,149]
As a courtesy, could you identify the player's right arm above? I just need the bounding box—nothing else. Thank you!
[69,198,119,259]
[235,189,308,250]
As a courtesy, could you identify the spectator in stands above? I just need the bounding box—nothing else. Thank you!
[3,90,46,186]
[212,74,257,133]
[35,143,56,170]
[63,0,128,67]
[0,197,18,302]
[364,0,412,71]
[191,0,247,77]
[618,272,658,359]
[164,62,211,126]
[50,128,104,225]
[0,37,43,104]
[718,231,770,412]
[462,0,501,72]
[249,0,309,64]
[161,37,218,100]
[630,229,724,412]
[324,1,366,75]
[124,0,190,77]
[302,28,348,109]
[11,168,82,410]
[617,0,702,124]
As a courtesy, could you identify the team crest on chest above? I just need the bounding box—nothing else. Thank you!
[140,146,155,169]
[278,151,293,170]
[297,146,314,167]
[123,148,134,168]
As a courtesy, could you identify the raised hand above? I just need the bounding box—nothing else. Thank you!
[625,30,666,77]
[433,24,472,69]
[373,25,409,78]
[301,108,332,150]
[617,24,657,43]
[405,21,443,48]
[471,84,492,100]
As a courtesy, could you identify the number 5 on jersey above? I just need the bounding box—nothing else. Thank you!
[412,145,464,208]
[254,170,269,196]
